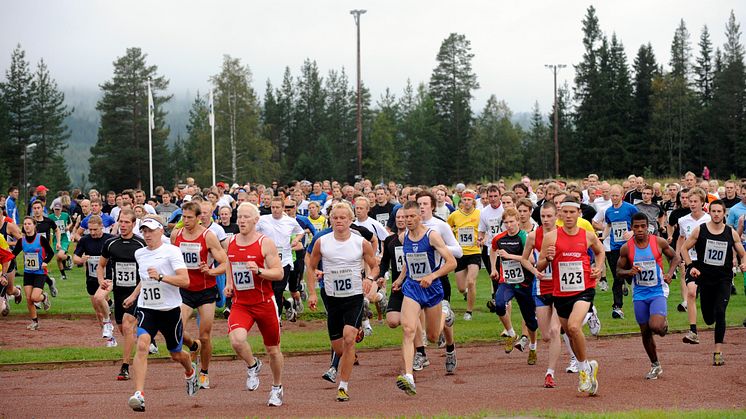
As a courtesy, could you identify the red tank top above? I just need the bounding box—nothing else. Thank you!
[534,226,554,296]
[227,234,274,305]
[174,228,215,292]
[551,227,593,297]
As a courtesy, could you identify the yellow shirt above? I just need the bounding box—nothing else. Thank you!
[309,215,327,232]
[447,208,481,255]
[556,217,595,233]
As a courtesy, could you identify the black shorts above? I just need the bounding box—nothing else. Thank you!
[23,273,47,289]
[8,259,16,273]
[136,306,184,353]
[288,250,305,293]
[455,254,482,272]
[86,278,99,296]
[326,294,365,341]
[180,285,219,309]
[553,288,596,319]
[113,286,138,324]
[387,289,404,313]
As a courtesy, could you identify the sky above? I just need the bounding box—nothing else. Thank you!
[1,1,744,113]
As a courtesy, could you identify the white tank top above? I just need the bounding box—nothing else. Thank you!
[320,232,364,297]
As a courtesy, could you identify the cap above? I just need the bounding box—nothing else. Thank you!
[183,195,192,202]
[36,185,49,192]
[455,183,466,192]
[139,218,163,231]
[216,182,227,188]
[231,183,239,189]
[52,202,62,210]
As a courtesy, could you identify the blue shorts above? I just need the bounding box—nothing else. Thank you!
[633,296,667,325]
[534,294,553,308]
[402,278,443,308]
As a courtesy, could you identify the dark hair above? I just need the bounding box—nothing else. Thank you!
[709,199,726,212]
[632,212,649,224]
[7,186,18,194]
[512,183,528,194]
[541,201,557,212]
[181,201,202,216]
[487,185,501,194]
[415,190,436,212]
[403,201,420,211]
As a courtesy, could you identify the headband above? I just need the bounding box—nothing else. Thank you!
[462,192,475,199]
[559,202,581,209]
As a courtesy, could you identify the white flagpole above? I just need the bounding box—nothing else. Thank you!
[209,90,216,186]
[147,79,154,197]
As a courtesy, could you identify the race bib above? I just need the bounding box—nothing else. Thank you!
[558,261,584,292]
[87,256,100,277]
[179,242,202,269]
[55,219,67,233]
[488,218,501,236]
[394,246,404,272]
[648,224,656,234]
[407,252,432,280]
[541,264,553,281]
[703,239,727,266]
[458,227,475,247]
[376,213,390,226]
[231,263,255,291]
[611,221,627,242]
[688,247,698,261]
[141,279,164,307]
[634,260,658,287]
[501,259,525,284]
[325,267,356,297]
[115,262,137,287]
[280,246,292,262]
[24,253,40,271]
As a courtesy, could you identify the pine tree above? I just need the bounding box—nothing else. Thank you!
[89,47,172,192]
[694,26,715,106]
[471,95,521,181]
[429,33,479,182]
[0,44,33,191]
[365,89,403,183]
[400,83,441,184]
[181,93,211,185]
[667,20,696,175]
[291,59,326,179]
[524,102,550,179]
[632,43,659,172]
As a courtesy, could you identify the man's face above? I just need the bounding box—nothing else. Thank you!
[9,189,18,199]
[32,204,43,217]
[107,193,116,204]
[91,202,102,214]
[285,201,297,217]
[610,188,623,205]
[219,207,232,224]
[354,201,368,220]
[81,200,91,214]
[417,196,433,218]
[488,191,501,207]
[632,219,648,240]
[270,201,283,218]
[709,204,725,224]
[403,207,421,231]
[501,196,514,210]
[122,194,133,205]
[119,216,134,236]
[517,205,531,223]
[141,227,162,246]
[503,216,519,234]
[375,189,386,204]
[514,188,526,199]
[199,203,213,224]
[461,196,474,210]
[642,189,653,204]
[89,191,100,201]
[560,205,579,227]
[181,209,198,230]
[684,175,696,188]
[162,193,171,204]
[88,224,103,239]
[680,192,689,208]
[395,209,406,230]
[725,183,736,198]
[540,207,557,229]
[237,207,258,234]
[134,192,145,204]
[688,195,703,212]
[330,208,352,231]
[313,183,322,194]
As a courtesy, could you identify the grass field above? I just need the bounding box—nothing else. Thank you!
[3,248,746,365]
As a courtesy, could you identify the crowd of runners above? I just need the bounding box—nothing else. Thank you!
[1,172,745,411]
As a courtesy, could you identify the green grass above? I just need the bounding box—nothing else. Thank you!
[4,248,746,365]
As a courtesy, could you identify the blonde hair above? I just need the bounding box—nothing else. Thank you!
[331,202,354,219]
[237,202,260,218]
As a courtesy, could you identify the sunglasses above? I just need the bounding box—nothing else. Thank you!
[284,206,295,209]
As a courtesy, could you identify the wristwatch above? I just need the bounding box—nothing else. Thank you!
[158,274,163,282]
[257,268,262,276]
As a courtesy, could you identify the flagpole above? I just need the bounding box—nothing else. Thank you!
[147,79,154,197]
[209,90,216,186]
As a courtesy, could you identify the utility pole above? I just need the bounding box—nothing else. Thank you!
[545,64,566,178]
[350,9,366,180]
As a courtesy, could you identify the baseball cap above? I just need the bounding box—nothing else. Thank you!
[231,183,239,189]
[455,183,466,192]
[183,195,192,202]
[52,202,62,210]
[36,185,49,192]
[216,182,227,188]
[139,218,163,231]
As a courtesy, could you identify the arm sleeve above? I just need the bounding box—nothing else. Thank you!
[378,237,392,276]
[12,240,23,257]
[40,236,54,263]
[437,221,463,258]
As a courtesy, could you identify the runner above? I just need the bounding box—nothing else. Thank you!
[477,185,504,311]
[224,202,285,406]
[125,218,197,412]
[12,217,53,329]
[48,202,73,280]
[537,196,604,396]
[616,213,681,379]
[682,200,746,364]
[394,201,457,395]
[635,185,666,237]
[306,202,379,402]
[172,201,228,389]
[97,208,147,379]
[380,208,406,329]
[0,213,23,313]
[72,215,116,344]
[601,184,638,319]
[30,200,60,297]
[447,189,481,320]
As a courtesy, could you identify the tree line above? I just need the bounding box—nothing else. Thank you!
[0,6,744,193]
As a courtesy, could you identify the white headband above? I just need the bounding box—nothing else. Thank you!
[559,202,581,209]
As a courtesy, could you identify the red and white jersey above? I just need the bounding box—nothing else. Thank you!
[551,228,594,297]
[227,234,274,306]
[174,228,215,292]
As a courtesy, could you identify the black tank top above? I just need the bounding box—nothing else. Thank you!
[694,223,735,280]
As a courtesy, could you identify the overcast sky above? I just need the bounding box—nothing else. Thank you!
[2,1,744,112]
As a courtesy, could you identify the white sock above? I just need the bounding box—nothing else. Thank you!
[377,291,385,302]
[547,368,555,377]
[404,373,414,382]
[362,319,371,329]
[506,328,515,337]
[578,360,590,372]
[529,342,537,351]
[339,381,348,391]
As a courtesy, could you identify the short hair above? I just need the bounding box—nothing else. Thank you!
[7,186,18,194]
[501,191,517,202]
[90,198,102,206]
[516,198,533,210]
[502,208,519,220]
[330,202,354,219]
[688,187,707,203]
[642,185,654,193]
[562,195,580,205]
[487,185,501,195]
[632,212,649,224]
[181,201,202,216]
[709,199,726,212]
[307,201,320,210]
[237,202,259,218]
[355,196,371,208]
[118,208,136,223]
[31,200,44,208]
[512,183,528,194]
[403,201,420,211]
[541,201,557,213]
[415,190,437,209]
[87,215,103,226]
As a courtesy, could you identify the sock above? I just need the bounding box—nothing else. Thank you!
[547,368,555,377]
[652,360,659,367]
[377,291,385,302]
[362,319,371,329]
[122,363,129,369]
[578,360,589,372]
[32,317,38,323]
[446,344,455,353]
[248,359,258,370]
[103,316,111,323]
[466,310,472,315]
[272,384,282,390]
[404,373,414,382]
[338,380,348,391]
[690,324,697,334]
[416,346,426,356]
[200,369,208,375]
[529,342,537,351]
[506,328,515,337]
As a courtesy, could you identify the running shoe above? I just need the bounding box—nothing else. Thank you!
[463,312,472,321]
[396,374,417,396]
[413,352,430,371]
[588,360,599,395]
[285,304,297,322]
[65,257,73,270]
[106,337,118,348]
[246,358,263,391]
[514,335,528,352]
[588,306,601,336]
[189,339,201,363]
[61,272,67,281]
[578,369,591,393]
[611,307,624,319]
[378,291,388,314]
[198,372,210,389]
[528,349,537,365]
[437,333,446,348]
[363,324,373,337]
[49,277,58,297]
[42,292,51,311]
[186,367,200,396]
[598,279,608,292]
[149,342,159,355]
[421,330,428,346]
[566,357,579,373]
[267,386,283,407]
[486,299,497,312]
[322,366,337,383]
[0,296,7,316]
[26,321,39,330]
[34,301,42,309]
[645,363,662,379]
[500,329,510,338]
[336,387,350,402]
[102,321,114,339]
[677,301,687,312]
[713,352,724,366]
[445,350,457,375]
[504,335,516,354]
[128,391,145,412]
[443,300,454,327]
[108,298,114,311]
[294,298,304,314]
[117,363,129,380]
[14,285,22,304]
[682,331,700,344]
[544,373,556,388]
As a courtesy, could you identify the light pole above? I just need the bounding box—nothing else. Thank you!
[23,142,37,209]
[545,64,566,178]
[350,9,366,180]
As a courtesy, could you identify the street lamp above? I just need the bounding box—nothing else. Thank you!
[23,142,37,209]
[350,9,366,180]
[545,64,566,178]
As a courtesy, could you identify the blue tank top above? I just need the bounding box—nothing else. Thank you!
[403,229,439,282]
[22,234,45,275]
[628,238,666,301]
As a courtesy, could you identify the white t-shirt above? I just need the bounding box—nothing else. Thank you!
[422,216,463,259]
[256,214,304,267]
[135,244,186,310]
[206,221,228,242]
[217,194,235,209]
[478,204,504,254]
[679,213,711,261]
[354,217,389,253]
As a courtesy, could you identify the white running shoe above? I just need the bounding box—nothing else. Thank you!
[267,386,283,406]
[102,322,114,339]
[246,358,263,391]
[588,306,601,336]
[463,312,472,321]
[363,324,373,337]
[442,300,455,327]
[412,352,430,371]
[106,337,118,348]
[566,357,579,373]
[128,391,145,412]
[149,343,159,355]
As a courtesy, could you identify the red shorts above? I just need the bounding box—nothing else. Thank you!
[227,298,281,347]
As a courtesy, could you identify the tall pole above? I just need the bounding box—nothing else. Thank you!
[209,90,216,186]
[350,9,366,180]
[545,64,566,178]
[147,79,154,197]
